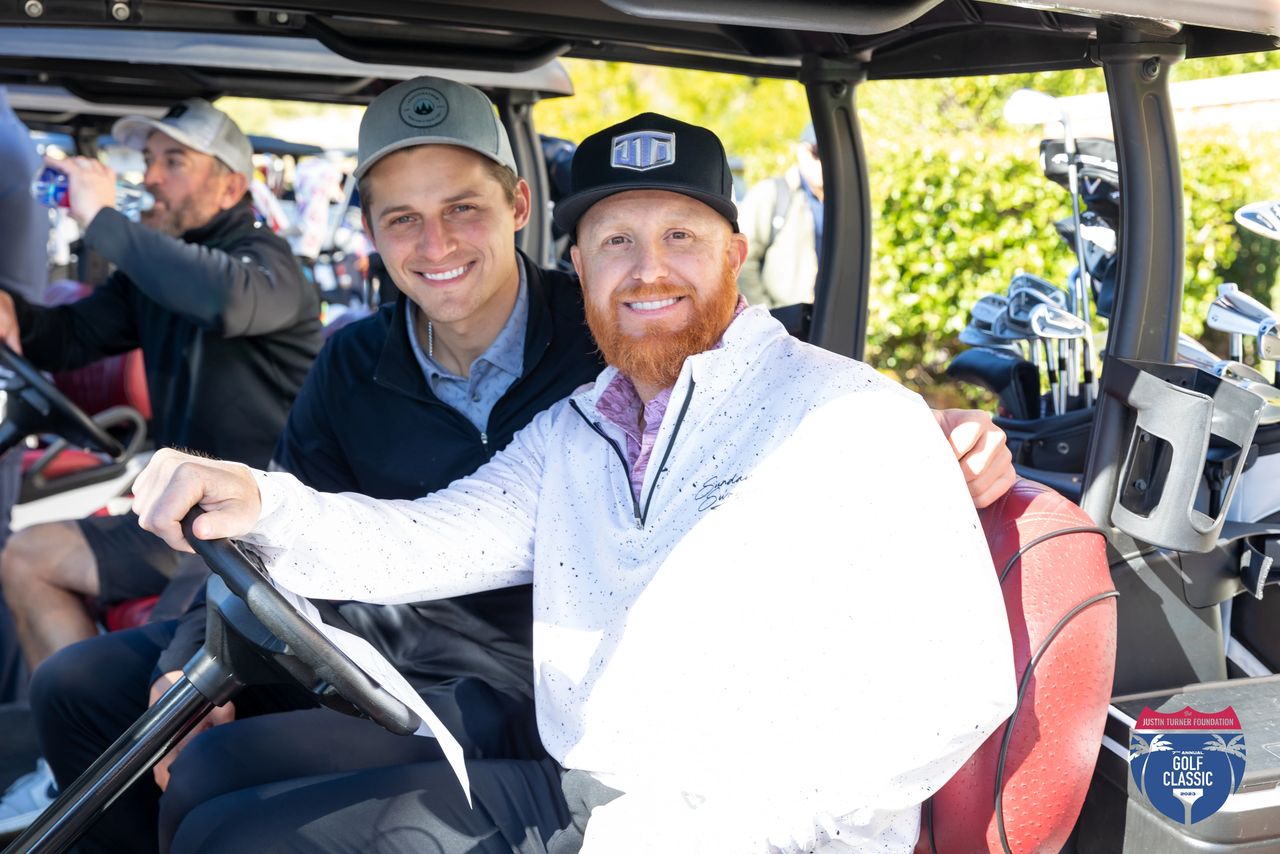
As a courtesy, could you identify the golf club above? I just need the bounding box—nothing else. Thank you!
[970,293,1010,329]
[1008,273,1076,402]
[993,309,1058,414]
[1207,283,1280,361]
[1235,200,1280,242]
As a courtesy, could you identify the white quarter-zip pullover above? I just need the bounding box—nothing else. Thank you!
[244,306,1016,852]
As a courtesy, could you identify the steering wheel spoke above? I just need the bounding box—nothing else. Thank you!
[0,343,125,459]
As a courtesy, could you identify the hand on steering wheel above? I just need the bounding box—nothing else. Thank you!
[179,509,421,736]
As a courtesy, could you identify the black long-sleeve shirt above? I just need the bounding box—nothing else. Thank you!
[10,198,323,467]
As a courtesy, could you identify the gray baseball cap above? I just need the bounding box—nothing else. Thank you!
[355,76,517,181]
[112,99,253,178]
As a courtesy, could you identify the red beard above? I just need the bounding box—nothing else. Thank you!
[585,266,739,391]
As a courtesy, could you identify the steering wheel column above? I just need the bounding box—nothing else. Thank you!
[7,577,265,854]
[6,510,421,854]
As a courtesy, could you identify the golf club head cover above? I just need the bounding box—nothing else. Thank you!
[946,348,1041,421]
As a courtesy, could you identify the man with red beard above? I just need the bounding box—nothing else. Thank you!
[0,96,319,772]
[132,113,1016,854]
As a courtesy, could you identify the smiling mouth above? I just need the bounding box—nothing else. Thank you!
[626,296,683,311]
[416,263,471,283]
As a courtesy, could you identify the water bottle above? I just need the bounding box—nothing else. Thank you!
[114,182,156,221]
[31,166,156,221]
[30,166,69,209]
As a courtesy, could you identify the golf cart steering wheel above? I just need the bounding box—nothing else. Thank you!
[0,343,125,459]
[180,509,421,736]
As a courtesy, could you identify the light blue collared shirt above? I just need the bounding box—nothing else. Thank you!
[406,263,528,433]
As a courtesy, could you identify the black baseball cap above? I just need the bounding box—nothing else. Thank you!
[553,112,738,234]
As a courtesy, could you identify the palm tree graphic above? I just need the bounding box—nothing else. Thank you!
[1203,734,1247,794]
[1130,733,1174,800]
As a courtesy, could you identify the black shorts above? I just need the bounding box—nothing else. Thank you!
[76,512,181,605]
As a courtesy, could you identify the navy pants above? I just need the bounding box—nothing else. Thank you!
[31,621,541,854]
[170,757,574,853]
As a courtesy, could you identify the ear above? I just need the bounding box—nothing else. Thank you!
[221,171,250,211]
[511,178,532,232]
[726,231,749,278]
[569,244,585,283]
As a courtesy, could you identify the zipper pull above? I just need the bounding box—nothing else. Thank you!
[480,431,489,451]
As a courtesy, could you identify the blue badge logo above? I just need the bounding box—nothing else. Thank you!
[1129,706,1246,826]
[399,88,448,129]
[611,131,675,171]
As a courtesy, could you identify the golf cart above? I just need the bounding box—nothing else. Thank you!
[1,1,1279,852]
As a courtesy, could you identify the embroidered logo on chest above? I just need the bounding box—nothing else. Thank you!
[691,472,749,512]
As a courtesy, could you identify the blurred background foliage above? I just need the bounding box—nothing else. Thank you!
[535,52,1280,404]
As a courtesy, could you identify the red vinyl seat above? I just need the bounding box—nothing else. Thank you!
[19,447,103,480]
[32,281,156,631]
[21,280,151,499]
[102,595,160,633]
[42,280,151,420]
[919,479,1117,854]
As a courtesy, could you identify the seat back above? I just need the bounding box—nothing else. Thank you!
[43,280,151,420]
[918,479,1117,853]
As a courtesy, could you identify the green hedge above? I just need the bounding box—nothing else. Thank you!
[866,132,1280,405]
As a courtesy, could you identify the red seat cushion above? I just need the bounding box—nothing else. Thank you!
[103,595,160,633]
[919,479,1117,853]
[42,280,151,419]
[51,351,151,421]
[20,447,104,480]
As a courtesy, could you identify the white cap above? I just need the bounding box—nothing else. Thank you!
[112,99,253,178]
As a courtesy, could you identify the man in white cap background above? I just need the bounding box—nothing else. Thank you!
[0,98,321,830]
[132,112,1016,853]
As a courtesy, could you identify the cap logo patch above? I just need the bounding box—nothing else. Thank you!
[399,87,449,129]
[611,130,675,171]
[163,104,188,120]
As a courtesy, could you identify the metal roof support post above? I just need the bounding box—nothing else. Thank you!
[497,94,552,268]
[1080,26,1186,529]
[802,57,869,361]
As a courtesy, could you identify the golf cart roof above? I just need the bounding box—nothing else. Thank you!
[0,26,574,118]
[0,1,1273,83]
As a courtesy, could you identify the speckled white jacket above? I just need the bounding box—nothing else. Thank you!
[246,305,1016,853]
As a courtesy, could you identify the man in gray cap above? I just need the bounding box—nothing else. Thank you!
[0,96,321,829]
